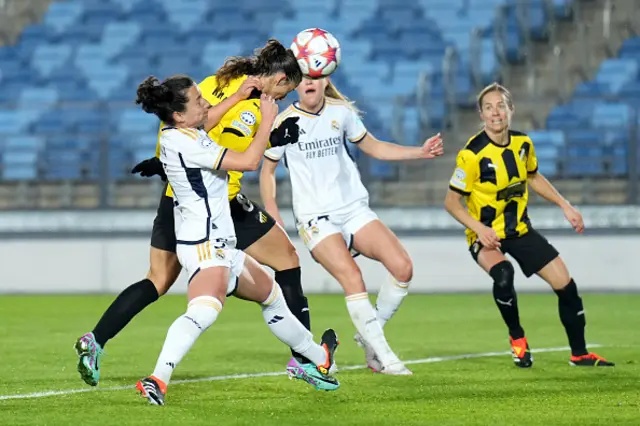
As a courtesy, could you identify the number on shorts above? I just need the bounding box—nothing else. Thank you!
[213,238,227,249]
[236,194,254,212]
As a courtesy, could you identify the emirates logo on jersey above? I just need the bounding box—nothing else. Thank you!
[298,136,342,160]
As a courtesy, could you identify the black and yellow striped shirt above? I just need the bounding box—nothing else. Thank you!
[449,130,539,246]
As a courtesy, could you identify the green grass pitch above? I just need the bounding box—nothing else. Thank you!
[0,293,637,425]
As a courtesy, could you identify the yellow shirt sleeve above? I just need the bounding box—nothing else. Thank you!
[215,100,268,151]
[449,149,478,195]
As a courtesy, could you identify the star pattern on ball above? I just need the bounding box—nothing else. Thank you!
[321,44,338,64]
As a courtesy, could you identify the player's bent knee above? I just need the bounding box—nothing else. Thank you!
[254,271,277,303]
[489,261,515,290]
[147,251,180,295]
[390,255,413,283]
[147,270,176,296]
[283,241,300,267]
[185,295,223,331]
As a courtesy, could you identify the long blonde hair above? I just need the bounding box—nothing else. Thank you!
[324,80,362,116]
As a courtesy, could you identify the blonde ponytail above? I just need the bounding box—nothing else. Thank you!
[324,80,362,116]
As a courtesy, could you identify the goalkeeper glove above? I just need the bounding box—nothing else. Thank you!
[269,117,300,147]
[131,156,167,181]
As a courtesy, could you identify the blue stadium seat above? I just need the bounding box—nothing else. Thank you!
[0,83,22,104]
[369,159,395,179]
[0,57,21,77]
[19,87,59,110]
[31,43,73,78]
[522,0,548,40]
[86,65,130,99]
[74,43,111,75]
[572,81,609,99]
[101,22,142,58]
[32,115,69,135]
[5,135,43,151]
[109,0,145,12]
[48,135,91,151]
[1,166,38,180]
[394,61,434,83]
[403,107,421,145]
[419,0,464,16]
[1,145,39,180]
[551,0,575,19]
[42,149,83,180]
[527,130,563,176]
[163,2,209,33]
[594,59,639,94]
[602,131,629,176]
[546,105,587,130]
[60,22,106,43]
[118,109,160,134]
[201,41,245,71]
[591,103,632,129]
[619,81,640,108]
[42,1,84,34]
[18,24,56,47]
[479,38,499,83]
[618,36,640,59]
[528,130,565,147]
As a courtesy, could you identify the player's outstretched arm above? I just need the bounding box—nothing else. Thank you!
[203,77,262,132]
[259,158,285,228]
[357,132,444,161]
[218,94,278,172]
[527,172,584,233]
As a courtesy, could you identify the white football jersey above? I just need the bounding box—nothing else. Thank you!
[264,98,369,219]
[159,127,234,244]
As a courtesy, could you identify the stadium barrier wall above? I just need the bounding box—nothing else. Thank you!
[0,234,636,294]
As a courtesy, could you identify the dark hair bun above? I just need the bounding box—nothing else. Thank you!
[257,39,290,63]
[135,76,173,114]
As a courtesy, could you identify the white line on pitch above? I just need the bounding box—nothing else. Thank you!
[0,343,602,401]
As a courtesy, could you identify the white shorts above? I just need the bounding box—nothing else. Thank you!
[177,239,246,297]
[296,201,378,255]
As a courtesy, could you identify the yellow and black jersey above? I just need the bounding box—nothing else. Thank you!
[449,130,539,246]
[156,75,264,200]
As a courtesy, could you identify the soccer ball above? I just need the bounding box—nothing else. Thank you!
[290,28,342,79]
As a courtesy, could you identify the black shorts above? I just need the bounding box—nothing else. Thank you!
[470,228,559,278]
[150,186,177,253]
[230,193,277,251]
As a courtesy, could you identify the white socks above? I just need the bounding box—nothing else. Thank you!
[151,295,222,385]
[261,283,327,367]
[375,277,410,328]
[346,293,401,367]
